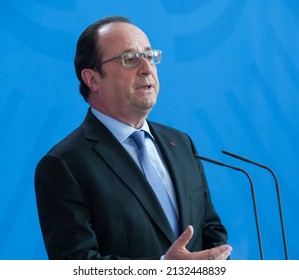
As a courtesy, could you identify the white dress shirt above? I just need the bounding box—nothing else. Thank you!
[90,107,178,216]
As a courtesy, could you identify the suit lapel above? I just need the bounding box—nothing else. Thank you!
[81,110,176,243]
[148,122,191,234]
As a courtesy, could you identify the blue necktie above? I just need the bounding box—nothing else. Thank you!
[131,130,179,237]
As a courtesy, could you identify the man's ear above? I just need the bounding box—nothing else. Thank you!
[81,69,100,92]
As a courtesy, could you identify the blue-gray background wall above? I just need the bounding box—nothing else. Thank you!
[1,0,298,260]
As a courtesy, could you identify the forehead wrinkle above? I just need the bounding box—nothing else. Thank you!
[98,22,151,56]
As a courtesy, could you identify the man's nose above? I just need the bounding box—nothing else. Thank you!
[137,56,154,76]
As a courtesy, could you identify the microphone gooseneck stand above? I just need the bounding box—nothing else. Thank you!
[194,155,264,260]
[222,150,288,260]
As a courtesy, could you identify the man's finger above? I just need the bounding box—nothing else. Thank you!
[207,245,233,260]
[218,245,233,259]
[172,225,194,248]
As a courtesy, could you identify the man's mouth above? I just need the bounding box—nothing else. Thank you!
[137,84,153,90]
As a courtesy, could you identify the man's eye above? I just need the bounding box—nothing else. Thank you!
[123,53,136,63]
[126,57,135,63]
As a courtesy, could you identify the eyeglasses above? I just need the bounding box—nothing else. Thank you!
[99,50,162,68]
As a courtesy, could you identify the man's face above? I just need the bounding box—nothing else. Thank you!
[89,22,160,126]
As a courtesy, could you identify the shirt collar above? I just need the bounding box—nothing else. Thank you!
[91,107,154,143]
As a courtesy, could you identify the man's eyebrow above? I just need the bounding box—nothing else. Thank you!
[121,47,152,53]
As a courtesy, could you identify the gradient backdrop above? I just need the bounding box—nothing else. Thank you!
[1,0,298,260]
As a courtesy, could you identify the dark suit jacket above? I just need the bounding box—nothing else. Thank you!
[34,109,228,259]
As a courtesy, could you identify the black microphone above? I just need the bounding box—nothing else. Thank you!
[222,150,288,260]
[194,154,264,260]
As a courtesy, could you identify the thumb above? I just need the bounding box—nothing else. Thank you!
[173,225,194,249]
[165,225,194,260]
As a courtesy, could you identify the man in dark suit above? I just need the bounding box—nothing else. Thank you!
[34,16,232,260]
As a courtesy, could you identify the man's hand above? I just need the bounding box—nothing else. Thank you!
[165,225,232,260]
